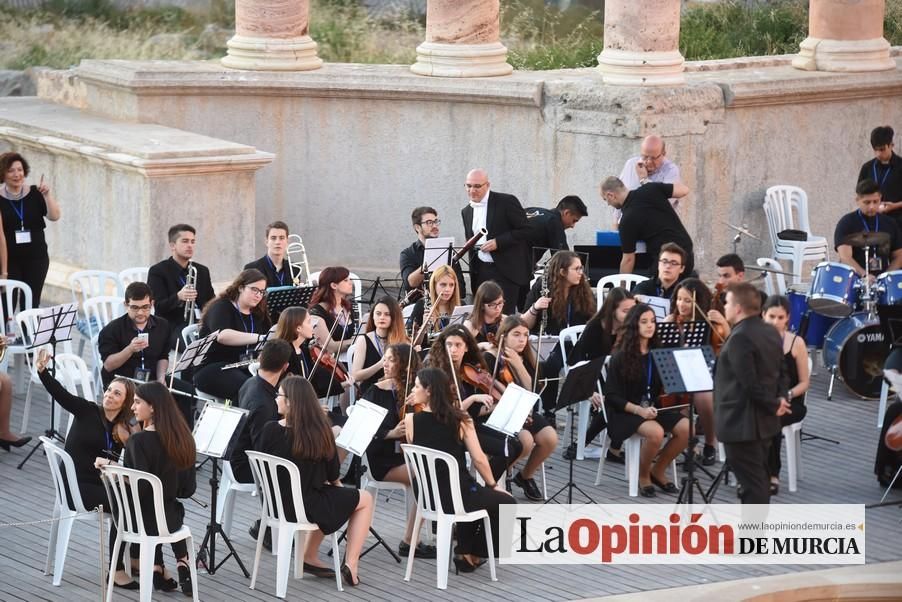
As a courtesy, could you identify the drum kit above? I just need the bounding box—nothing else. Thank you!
[786,232,893,400]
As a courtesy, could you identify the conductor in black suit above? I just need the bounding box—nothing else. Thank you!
[461,168,532,313]
[715,283,791,504]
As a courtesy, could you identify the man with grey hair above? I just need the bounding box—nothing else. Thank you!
[615,135,683,225]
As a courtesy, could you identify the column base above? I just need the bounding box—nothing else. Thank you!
[410,41,513,78]
[596,48,685,86]
[792,37,895,72]
[221,34,323,71]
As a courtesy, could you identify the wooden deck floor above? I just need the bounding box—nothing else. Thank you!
[1,353,901,601]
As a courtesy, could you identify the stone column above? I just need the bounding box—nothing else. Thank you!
[410,0,513,78]
[222,0,322,71]
[596,0,685,86]
[793,0,894,72]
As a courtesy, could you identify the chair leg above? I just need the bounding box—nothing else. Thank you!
[595,435,610,485]
[626,437,640,497]
[105,537,122,602]
[249,519,266,591]
[185,535,200,602]
[482,517,498,582]
[404,510,422,582]
[785,428,798,493]
[794,426,803,482]
[44,506,60,576]
[138,544,155,602]
[576,400,589,460]
[294,532,306,579]
[671,460,680,488]
[274,526,293,598]
[878,379,889,429]
[435,519,452,590]
[540,462,547,500]
[51,516,75,586]
[330,532,343,592]
[20,381,32,433]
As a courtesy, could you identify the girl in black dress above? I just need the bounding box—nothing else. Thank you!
[604,304,689,497]
[408,265,461,337]
[37,350,140,588]
[309,266,357,356]
[464,281,505,349]
[351,295,408,394]
[194,269,272,401]
[404,367,513,571]
[257,376,374,586]
[0,152,61,306]
[121,382,196,596]
[362,343,434,558]
[762,295,809,495]
[275,306,344,402]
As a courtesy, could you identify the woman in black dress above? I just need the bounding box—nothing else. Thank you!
[0,152,61,306]
[36,350,140,588]
[257,376,374,586]
[275,306,344,403]
[404,367,513,571]
[464,281,505,348]
[309,266,357,356]
[604,304,689,497]
[194,269,272,401]
[362,343,434,558]
[762,295,809,495]
[351,295,408,394]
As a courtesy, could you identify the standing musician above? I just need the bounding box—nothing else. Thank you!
[521,250,595,421]
[664,278,730,466]
[482,315,558,501]
[761,295,810,496]
[408,265,461,337]
[193,269,271,402]
[715,283,791,504]
[362,343,436,559]
[834,178,902,281]
[524,195,589,266]
[400,206,467,299]
[632,242,689,300]
[860,126,902,228]
[464,281,506,348]
[147,224,215,349]
[461,168,532,313]
[243,220,293,288]
[603,304,689,497]
[350,296,408,394]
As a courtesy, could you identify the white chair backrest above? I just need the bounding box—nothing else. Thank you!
[0,278,33,325]
[182,323,200,347]
[246,450,309,525]
[118,267,150,291]
[756,258,787,296]
[54,353,95,435]
[41,436,90,514]
[558,324,586,370]
[765,185,813,234]
[101,465,174,538]
[401,443,467,517]
[596,274,648,310]
[83,295,126,336]
[69,270,121,309]
[15,309,54,371]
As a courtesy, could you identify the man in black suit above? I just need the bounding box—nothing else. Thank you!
[461,168,532,313]
[244,220,293,288]
[715,283,791,504]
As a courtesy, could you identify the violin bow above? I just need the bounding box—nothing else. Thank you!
[325,308,350,395]
[446,342,465,406]
[405,299,440,392]
[690,289,724,345]
[490,333,506,383]
[309,310,342,378]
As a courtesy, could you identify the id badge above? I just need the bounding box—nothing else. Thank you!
[15,229,31,244]
[394,441,401,454]
[868,254,883,273]
[134,368,151,382]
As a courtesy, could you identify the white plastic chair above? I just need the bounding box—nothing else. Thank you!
[101,464,200,602]
[0,278,33,392]
[245,450,344,597]
[118,266,150,291]
[216,460,257,538]
[69,270,121,353]
[83,295,126,392]
[756,257,787,296]
[401,443,497,590]
[559,325,591,460]
[782,355,813,493]
[181,323,200,348]
[53,353,94,437]
[763,186,829,284]
[40,436,104,586]
[596,274,648,310]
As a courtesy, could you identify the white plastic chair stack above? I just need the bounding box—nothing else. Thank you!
[101,464,200,602]
[596,274,648,310]
[53,353,94,437]
[69,270,120,355]
[82,295,126,393]
[763,185,829,284]
[401,443,498,590]
[216,460,257,538]
[756,257,787,296]
[117,266,150,291]
[245,450,344,597]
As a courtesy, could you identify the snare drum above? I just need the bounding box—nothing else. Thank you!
[877,270,902,305]
[787,285,839,348]
[809,262,859,318]
[822,312,889,399]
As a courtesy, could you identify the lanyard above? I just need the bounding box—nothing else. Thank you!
[266,256,285,286]
[645,355,653,401]
[104,429,113,451]
[6,197,25,229]
[298,347,309,377]
[873,159,892,190]
[234,303,255,353]
[858,210,878,234]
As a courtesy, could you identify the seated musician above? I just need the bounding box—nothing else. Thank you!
[834,179,902,282]
[715,253,767,310]
[463,281,505,349]
[243,220,293,288]
[603,303,689,497]
[632,242,689,300]
[399,206,467,299]
[350,296,408,394]
[482,315,558,501]
[309,266,357,356]
[147,224,215,349]
[408,265,461,337]
[664,278,730,467]
[193,269,271,402]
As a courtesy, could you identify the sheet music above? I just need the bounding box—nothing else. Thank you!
[485,383,540,437]
[529,335,559,363]
[336,399,389,456]
[423,236,456,272]
[672,348,713,392]
[448,304,473,325]
[640,295,670,321]
[193,402,247,458]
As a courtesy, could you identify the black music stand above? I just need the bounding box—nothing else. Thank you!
[171,330,220,376]
[357,277,403,306]
[656,321,710,349]
[650,345,716,504]
[423,237,455,275]
[545,357,606,504]
[265,285,316,323]
[17,303,78,470]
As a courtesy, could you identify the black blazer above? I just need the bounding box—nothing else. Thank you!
[714,316,788,443]
[461,190,532,285]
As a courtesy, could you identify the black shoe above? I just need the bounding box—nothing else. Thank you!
[113,579,139,590]
[249,521,272,551]
[177,564,193,597]
[638,484,656,498]
[702,445,717,466]
[650,474,678,494]
[302,562,336,578]
[512,471,543,501]
[605,450,625,465]
[562,442,577,460]
[0,436,30,450]
[152,569,177,592]
[340,563,360,587]
[398,540,437,559]
[769,480,780,496]
[453,556,486,574]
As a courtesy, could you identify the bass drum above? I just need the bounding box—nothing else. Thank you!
[822,312,889,399]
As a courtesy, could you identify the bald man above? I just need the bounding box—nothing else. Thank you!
[461,168,532,313]
[615,135,683,225]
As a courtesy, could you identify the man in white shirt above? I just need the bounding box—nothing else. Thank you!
[615,135,682,225]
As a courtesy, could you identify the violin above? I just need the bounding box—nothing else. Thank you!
[886,413,902,452]
[460,363,505,402]
[309,339,349,383]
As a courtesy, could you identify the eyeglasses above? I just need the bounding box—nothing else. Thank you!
[465,183,487,189]
[245,286,266,296]
[659,259,682,268]
[486,300,504,309]
[420,219,441,227]
[127,304,152,312]
[641,152,664,161]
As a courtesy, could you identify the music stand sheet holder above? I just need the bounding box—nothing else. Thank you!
[656,321,710,349]
[485,383,540,438]
[265,285,316,322]
[423,237,456,274]
[171,330,220,376]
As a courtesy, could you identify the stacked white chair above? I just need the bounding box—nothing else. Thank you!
[82,295,126,393]
[117,266,150,291]
[763,185,829,284]
[68,270,119,355]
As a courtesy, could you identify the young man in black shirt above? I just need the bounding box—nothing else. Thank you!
[858,126,902,229]
[834,178,902,281]
[632,242,688,300]
[525,195,588,269]
[147,224,216,350]
[600,176,692,278]
[399,206,467,299]
[243,220,294,288]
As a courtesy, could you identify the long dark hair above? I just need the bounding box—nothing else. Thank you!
[427,324,486,373]
[470,281,504,331]
[309,266,353,314]
[613,303,657,382]
[366,296,408,346]
[417,367,469,438]
[669,278,713,321]
[545,251,595,322]
[134,382,195,470]
[387,342,419,399]
[282,376,336,461]
[202,268,270,326]
[106,376,136,434]
[275,306,308,343]
[587,287,634,337]
[494,314,536,375]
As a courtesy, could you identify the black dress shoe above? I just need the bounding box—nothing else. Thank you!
[0,436,30,449]
[113,579,139,590]
[340,563,359,587]
[606,450,625,465]
[153,570,177,592]
[562,442,577,460]
[177,564,193,597]
[303,562,336,578]
[638,484,656,498]
[512,472,543,501]
[650,474,678,494]
[702,445,717,466]
[398,540,437,559]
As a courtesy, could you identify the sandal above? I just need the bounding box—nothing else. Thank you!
[177,563,193,597]
[638,483,656,498]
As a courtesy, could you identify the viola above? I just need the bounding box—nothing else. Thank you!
[460,363,505,402]
[309,340,349,383]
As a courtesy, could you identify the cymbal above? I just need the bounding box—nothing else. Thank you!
[722,222,762,241]
[745,264,796,277]
[841,231,890,249]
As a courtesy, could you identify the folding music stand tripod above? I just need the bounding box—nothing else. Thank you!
[17,303,78,470]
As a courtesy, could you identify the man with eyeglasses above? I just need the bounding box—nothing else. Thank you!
[632,243,690,300]
[613,135,683,226]
[461,168,532,313]
[400,206,467,299]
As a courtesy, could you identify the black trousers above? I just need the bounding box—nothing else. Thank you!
[472,259,525,314]
[193,363,251,403]
[724,439,772,504]
[476,423,524,481]
[767,400,807,477]
[8,252,49,307]
[539,343,564,414]
[458,482,515,558]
